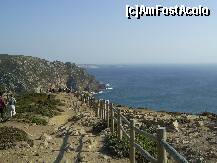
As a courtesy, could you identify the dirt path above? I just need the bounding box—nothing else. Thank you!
[0,93,129,163]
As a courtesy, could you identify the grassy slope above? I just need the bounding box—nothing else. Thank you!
[13,93,64,125]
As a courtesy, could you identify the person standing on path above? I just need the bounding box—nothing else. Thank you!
[8,94,16,117]
[0,92,6,121]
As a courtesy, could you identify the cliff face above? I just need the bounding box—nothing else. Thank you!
[0,54,104,93]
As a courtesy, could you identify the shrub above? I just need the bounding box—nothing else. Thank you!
[0,127,33,150]
[136,134,157,162]
[31,116,47,125]
[13,93,64,125]
[106,134,129,158]
[105,132,156,162]
[92,120,107,135]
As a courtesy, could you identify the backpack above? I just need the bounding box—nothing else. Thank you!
[0,97,5,109]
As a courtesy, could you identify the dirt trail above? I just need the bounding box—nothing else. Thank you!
[48,94,74,127]
[0,93,129,163]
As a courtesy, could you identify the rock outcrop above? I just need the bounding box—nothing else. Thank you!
[0,54,104,93]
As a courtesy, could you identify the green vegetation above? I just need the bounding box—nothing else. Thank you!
[0,126,33,150]
[92,120,107,135]
[30,116,47,125]
[106,131,156,162]
[136,133,157,162]
[106,134,129,158]
[13,93,64,125]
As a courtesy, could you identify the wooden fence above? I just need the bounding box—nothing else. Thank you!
[77,93,188,163]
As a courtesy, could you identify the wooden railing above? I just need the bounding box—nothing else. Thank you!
[77,93,188,163]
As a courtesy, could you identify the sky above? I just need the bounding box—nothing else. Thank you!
[0,0,216,64]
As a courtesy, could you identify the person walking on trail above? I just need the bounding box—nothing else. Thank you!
[8,94,16,117]
[0,92,6,122]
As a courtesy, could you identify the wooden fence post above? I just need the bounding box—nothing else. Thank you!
[101,100,105,119]
[97,100,100,117]
[85,95,88,105]
[100,100,102,119]
[157,127,167,163]
[129,119,135,163]
[91,97,95,108]
[117,109,123,140]
[93,99,96,115]
[101,100,103,119]
[80,94,83,103]
[85,95,87,104]
[90,97,93,108]
[103,100,106,120]
[89,96,92,107]
[106,100,110,127]
[110,103,114,133]
[82,94,85,104]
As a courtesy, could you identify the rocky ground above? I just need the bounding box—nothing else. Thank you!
[0,93,129,163]
[119,107,217,163]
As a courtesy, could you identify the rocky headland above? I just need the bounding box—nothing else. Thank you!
[0,54,104,93]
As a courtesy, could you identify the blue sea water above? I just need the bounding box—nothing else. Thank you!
[87,64,217,114]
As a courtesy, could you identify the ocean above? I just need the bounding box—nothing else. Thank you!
[87,64,217,114]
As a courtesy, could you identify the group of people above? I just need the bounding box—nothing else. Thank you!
[0,92,16,122]
[48,87,74,94]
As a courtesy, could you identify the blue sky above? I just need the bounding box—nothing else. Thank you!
[0,0,216,64]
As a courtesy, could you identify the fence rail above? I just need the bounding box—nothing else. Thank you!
[77,93,188,163]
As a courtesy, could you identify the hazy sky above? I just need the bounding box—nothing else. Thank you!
[0,0,216,64]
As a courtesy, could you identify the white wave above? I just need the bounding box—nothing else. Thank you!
[106,87,113,90]
[91,92,97,95]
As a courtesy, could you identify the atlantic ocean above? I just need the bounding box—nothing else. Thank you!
[87,64,217,114]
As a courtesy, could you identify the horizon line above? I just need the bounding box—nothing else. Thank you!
[2,54,217,65]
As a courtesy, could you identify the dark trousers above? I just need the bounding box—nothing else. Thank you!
[0,108,4,119]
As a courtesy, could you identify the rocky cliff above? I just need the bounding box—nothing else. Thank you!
[0,54,104,93]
